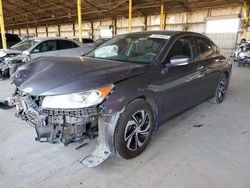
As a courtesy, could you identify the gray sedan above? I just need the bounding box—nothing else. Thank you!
[0,37,94,77]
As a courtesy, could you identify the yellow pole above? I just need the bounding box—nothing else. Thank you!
[243,0,249,39]
[160,2,164,30]
[128,0,132,33]
[77,0,83,43]
[0,0,7,49]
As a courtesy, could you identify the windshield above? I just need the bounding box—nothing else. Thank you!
[11,39,40,51]
[94,38,109,47]
[87,33,169,64]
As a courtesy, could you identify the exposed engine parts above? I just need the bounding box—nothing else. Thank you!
[9,93,99,145]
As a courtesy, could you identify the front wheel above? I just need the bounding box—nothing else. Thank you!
[209,73,229,104]
[114,99,154,159]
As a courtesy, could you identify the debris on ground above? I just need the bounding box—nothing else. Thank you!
[193,124,204,128]
[0,100,14,109]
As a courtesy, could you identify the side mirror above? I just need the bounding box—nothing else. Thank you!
[32,49,40,53]
[170,55,189,66]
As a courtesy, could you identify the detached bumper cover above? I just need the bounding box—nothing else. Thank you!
[80,110,123,167]
[9,94,121,167]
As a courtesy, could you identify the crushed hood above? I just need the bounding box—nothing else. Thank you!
[0,49,22,58]
[12,56,146,96]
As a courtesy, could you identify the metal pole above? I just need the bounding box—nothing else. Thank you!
[0,0,7,49]
[58,25,61,37]
[91,22,94,39]
[128,0,132,33]
[144,16,147,31]
[243,0,249,39]
[160,2,164,30]
[45,26,48,37]
[77,0,83,42]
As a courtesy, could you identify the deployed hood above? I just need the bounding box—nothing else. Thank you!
[0,49,22,58]
[12,56,147,96]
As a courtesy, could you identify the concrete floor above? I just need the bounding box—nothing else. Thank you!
[0,67,250,188]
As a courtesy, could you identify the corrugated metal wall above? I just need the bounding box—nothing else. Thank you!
[207,33,238,57]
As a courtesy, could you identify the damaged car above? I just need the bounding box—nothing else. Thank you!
[234,40,250,67]
[0,37,94,78]
[9,31,232,167]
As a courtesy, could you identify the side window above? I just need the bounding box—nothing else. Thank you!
[196,37,214,58]
[211,42,220,55]
[57,40,79,50]
[33,40,57,53]
[167,36,196,62]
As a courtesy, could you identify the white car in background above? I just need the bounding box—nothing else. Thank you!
[0,37,95,77]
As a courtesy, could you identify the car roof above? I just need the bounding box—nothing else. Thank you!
[26,37,85,47]
[120,30,206,37]
[29,37,75,42]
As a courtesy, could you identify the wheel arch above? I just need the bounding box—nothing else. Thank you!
[224,71,229,78]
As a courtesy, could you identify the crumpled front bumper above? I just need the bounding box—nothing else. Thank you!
[8,95,122,167]
[0,62,10,73]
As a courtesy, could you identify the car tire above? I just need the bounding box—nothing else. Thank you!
[0,72,4,80]
[9,64,20,77]
[114,99,154,159]
[209,73,229,104]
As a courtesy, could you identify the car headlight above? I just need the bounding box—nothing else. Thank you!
[41,84,114,109]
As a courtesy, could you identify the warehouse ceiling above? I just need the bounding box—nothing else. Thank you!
[3,0,249,29]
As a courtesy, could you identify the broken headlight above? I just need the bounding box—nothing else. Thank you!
[42,84,114,109]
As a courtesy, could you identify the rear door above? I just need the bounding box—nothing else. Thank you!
[55,40,83,56]
[162,36,206,119]
[194,36,222,98]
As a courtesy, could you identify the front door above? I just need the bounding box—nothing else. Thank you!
[30,40,57,59]
[162,36,206,120]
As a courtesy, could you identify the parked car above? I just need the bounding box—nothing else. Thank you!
[73,38,94,44]
[0,33,21,48]
[9,31,232,167]
[234,40,250,67]
[0,37,95,78]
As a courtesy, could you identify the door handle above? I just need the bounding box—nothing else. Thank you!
[196,66,204,71]
[197,66,206,74]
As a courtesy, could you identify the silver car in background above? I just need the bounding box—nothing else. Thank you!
[0,37,95,77]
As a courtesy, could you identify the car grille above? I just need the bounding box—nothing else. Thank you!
[43,108,100,117]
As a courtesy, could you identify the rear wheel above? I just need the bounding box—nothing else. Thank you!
[114,99,154,159]
[209,73,229,104]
